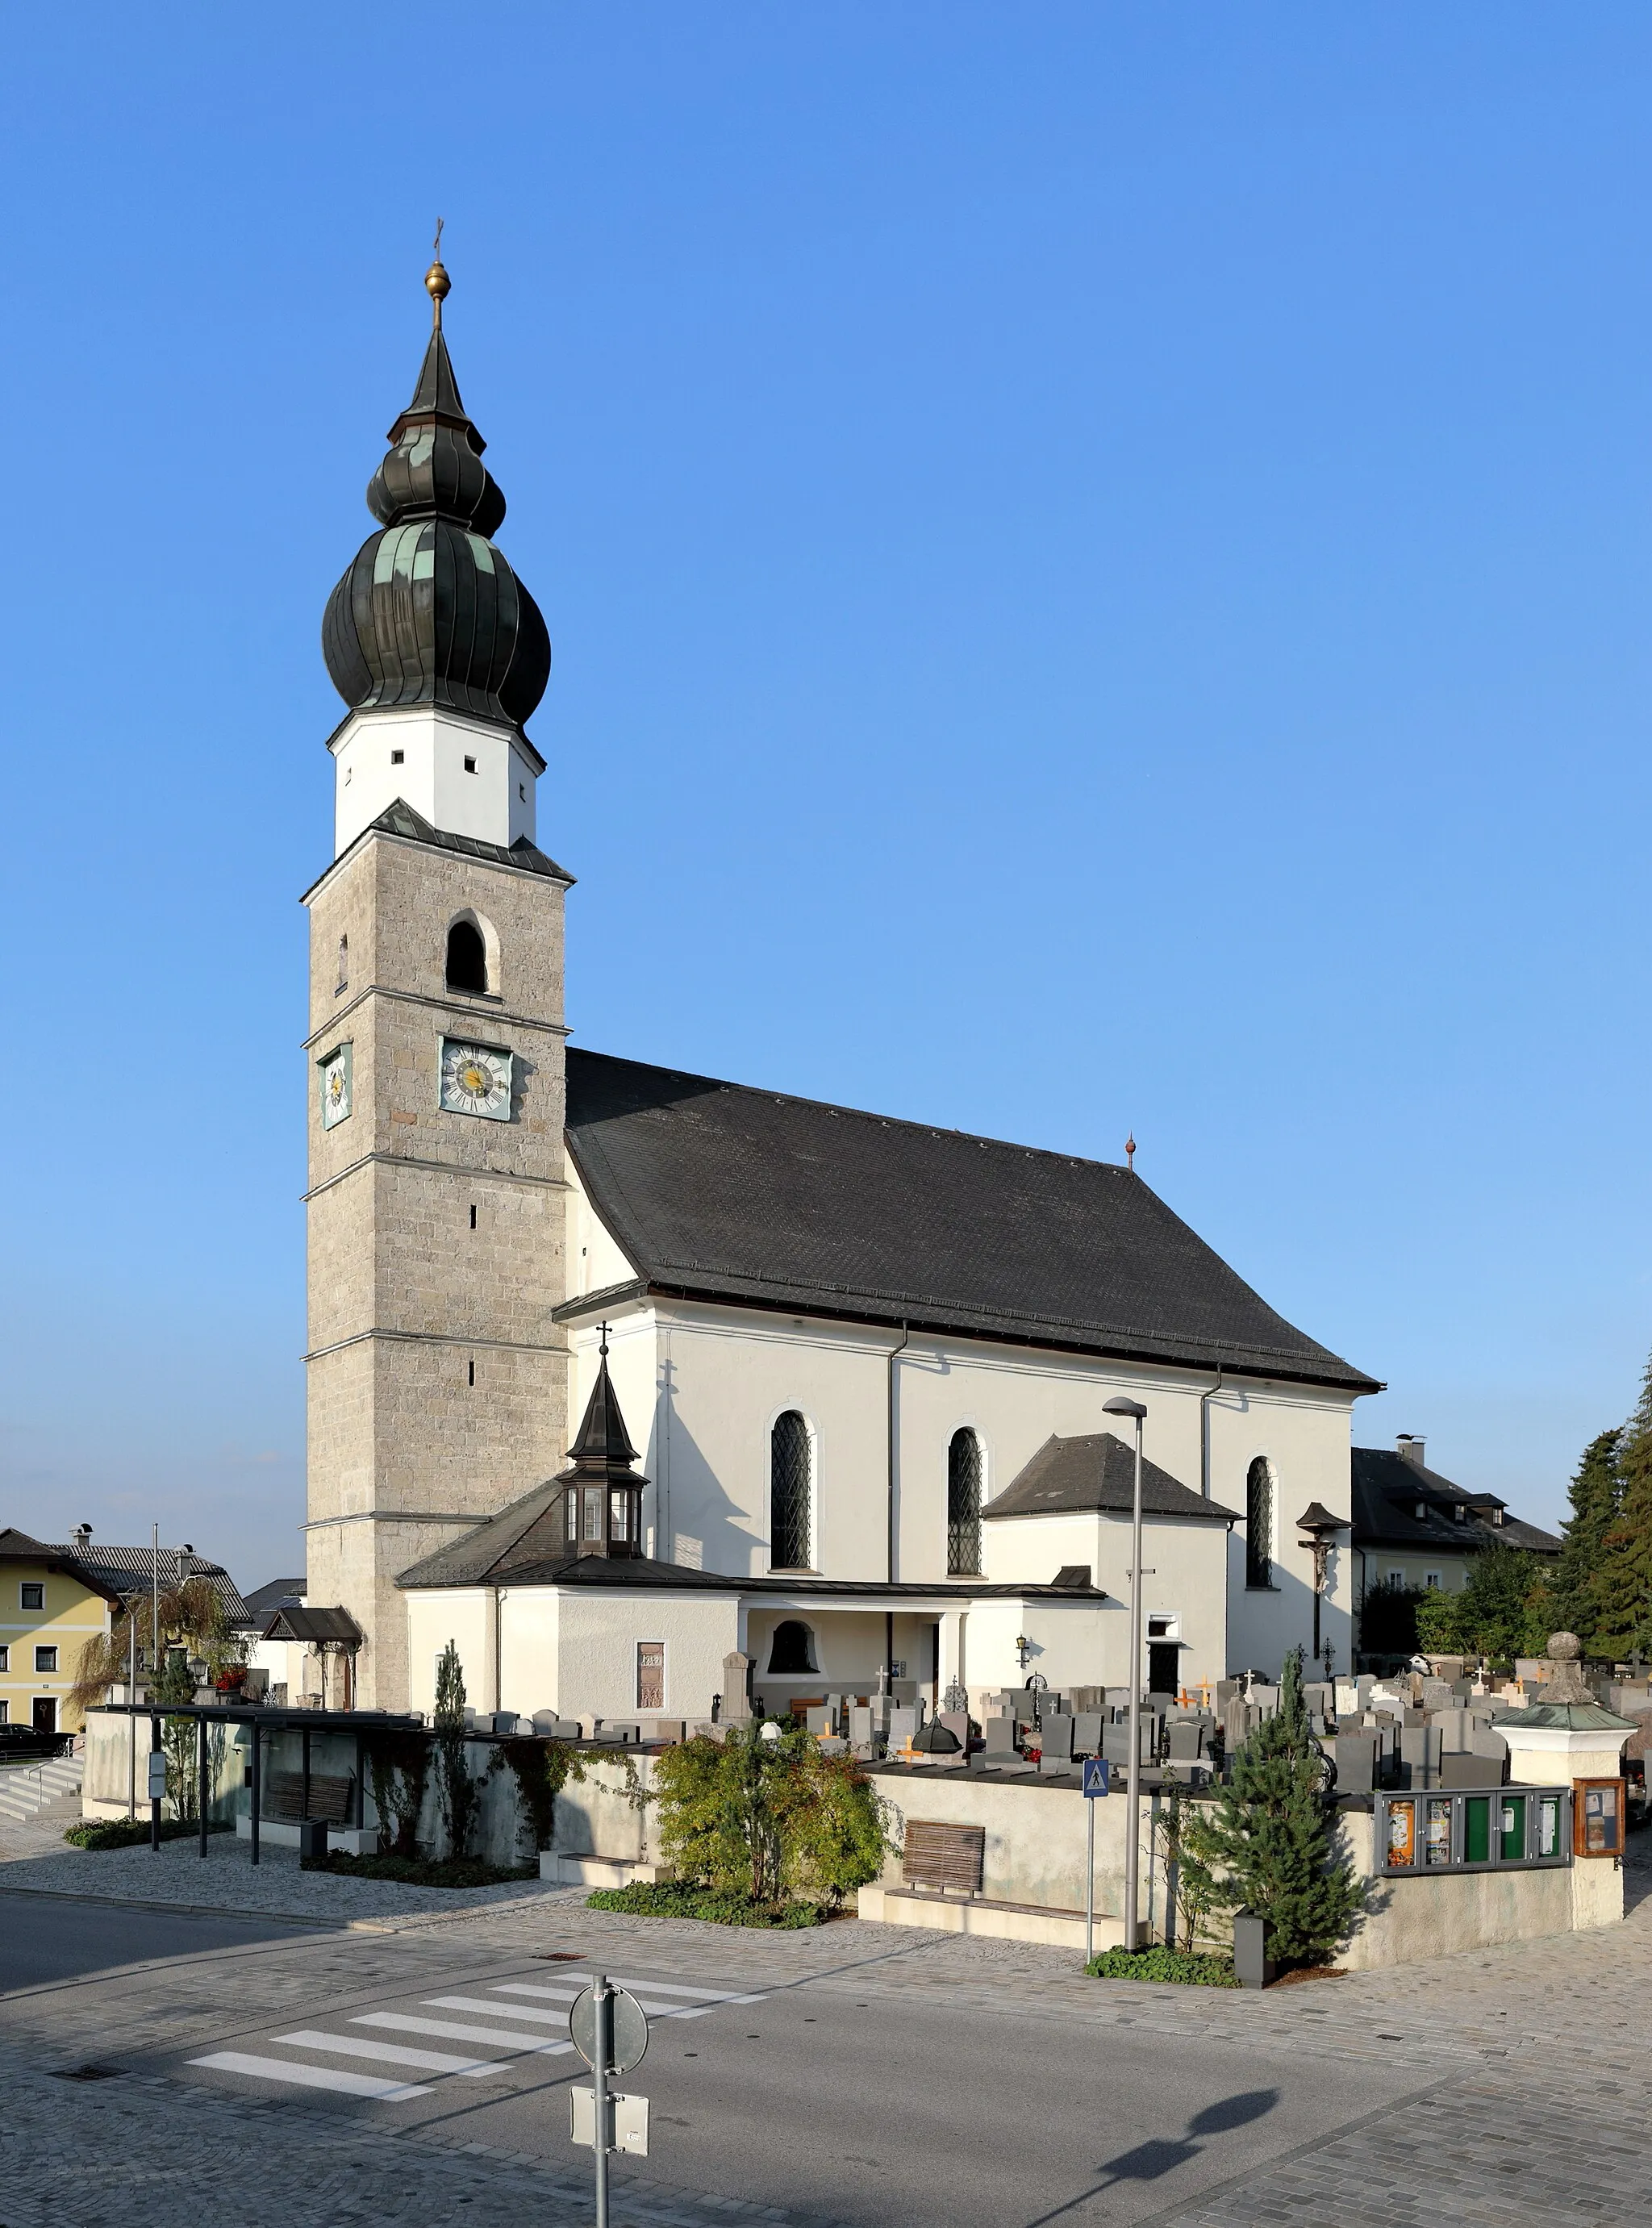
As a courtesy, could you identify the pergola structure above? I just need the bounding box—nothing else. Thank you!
[93,1700,420,1865]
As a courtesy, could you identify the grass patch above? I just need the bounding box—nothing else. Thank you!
[301,1850,536,1889]
[1084,1946,1241,1987]
[64,1819,232,1851]
[586,1880,830,1928]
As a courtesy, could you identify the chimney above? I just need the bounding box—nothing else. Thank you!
[1396,1434,1426,1469]
[72,1522,92,1550]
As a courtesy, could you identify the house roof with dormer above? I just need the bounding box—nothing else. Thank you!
[557,1050,1379,1394]
[1351,1446,1561,1559]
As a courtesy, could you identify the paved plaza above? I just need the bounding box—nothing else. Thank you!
[2,1819,1649,2227]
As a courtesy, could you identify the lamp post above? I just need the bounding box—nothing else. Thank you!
[1103,1394,1148,1951]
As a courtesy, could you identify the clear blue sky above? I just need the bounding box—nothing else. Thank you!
[5,7,1650,1587]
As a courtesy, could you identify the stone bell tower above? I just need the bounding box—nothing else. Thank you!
[302,251,570,1709]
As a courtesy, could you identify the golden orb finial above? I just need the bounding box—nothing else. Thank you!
[424,216,450,325]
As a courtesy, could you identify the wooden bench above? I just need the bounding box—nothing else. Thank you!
[262,1770,355,1825]
[903,1819,985,1896]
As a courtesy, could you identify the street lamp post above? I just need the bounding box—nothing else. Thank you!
[1103,1394,1148,1951]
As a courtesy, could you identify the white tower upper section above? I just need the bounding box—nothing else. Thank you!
[331,706,543,856]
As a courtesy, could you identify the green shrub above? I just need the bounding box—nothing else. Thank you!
[65,1817,227,1850]
[586,1880,828,1928]
[301,1849,534,1889]
[649,1724,888,1909]
[1085,1946,1240,1987]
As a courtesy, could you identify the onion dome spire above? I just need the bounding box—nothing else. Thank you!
[322,244,550,728]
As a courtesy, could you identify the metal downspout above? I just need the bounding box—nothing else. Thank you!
[1199,1364,1224,1499]
[886,1321,911,1688]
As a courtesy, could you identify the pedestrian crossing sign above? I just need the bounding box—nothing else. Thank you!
[1083,1757,1110,1797]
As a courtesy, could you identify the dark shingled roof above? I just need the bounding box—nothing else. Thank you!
[983,1433,1237,1524]
[1350,1447,1561,1558]
[261,1606,362,1646]
[355,798,569,880]
[561,1050,1378,1392]
[396,1485,1107,1598]
[243,1577,306,1621]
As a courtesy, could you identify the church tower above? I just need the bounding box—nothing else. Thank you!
[302,252,570,1709]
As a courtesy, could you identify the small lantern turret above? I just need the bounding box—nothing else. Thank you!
[553,1329,648,1559]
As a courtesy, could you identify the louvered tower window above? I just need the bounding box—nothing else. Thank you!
[1246,1457,1274,1588]
[770,1411,812,1570]
[947,1429,982,1575]
[446,918,488,994]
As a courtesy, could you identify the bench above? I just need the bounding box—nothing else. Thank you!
[903,1819,985,1896]
[262,1769,355,1825]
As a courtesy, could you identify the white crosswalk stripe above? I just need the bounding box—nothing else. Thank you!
[188,2051,430,2100]
[273,2030,503,2077]
[423,1992,574,2025]
[184,1962,761,2101]
[353,2009,576,2054]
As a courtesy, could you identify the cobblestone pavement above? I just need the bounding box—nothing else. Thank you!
[4,1827,1650,2226]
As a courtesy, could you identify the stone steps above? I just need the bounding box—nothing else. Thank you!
[0,1757,83,1823]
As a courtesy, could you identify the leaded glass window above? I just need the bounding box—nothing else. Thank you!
[947,1429,982,1575]
[1246,1457,1274,1588]
[770,1411,812,1570]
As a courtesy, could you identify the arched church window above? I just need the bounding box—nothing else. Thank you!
[767,1619,817,1675]
[947,1429,982,1575]
[1246,1458,1274,1588]
[445,918,488,995]
[770,1411,812,1570]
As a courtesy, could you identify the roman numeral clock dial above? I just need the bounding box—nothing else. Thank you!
[439,1037,514,1121]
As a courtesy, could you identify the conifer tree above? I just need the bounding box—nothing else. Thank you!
[1179,1646,1366,1966]
[1593,1363,1652,1662]
[1548,1427,1621,1654]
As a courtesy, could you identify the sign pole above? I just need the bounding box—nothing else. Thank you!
[593,1972,611,2228]
[1085,1789,1095,1963]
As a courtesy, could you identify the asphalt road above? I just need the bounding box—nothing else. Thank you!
[0,1900,1432,2227]
[0,1891,312,1988]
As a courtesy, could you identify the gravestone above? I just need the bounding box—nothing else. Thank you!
[1040,1714,1074,1762]
[1304,1683,1333,1718]
[1441,1753,1504,1788]
[1332,1734,1376,1794]
[721,1652,753,1724]
[1434,1708,1475,1754]
[1223,1695,1254,1751]
[1166,1720,1205,1762]
[1067,1686,1106,1715]
[1072,1712,1105,1756]
[888,1706,917,1750]
[939,1711,972,1754]
[1420,1679,1454,1712]
[1216,1679,1241,1709]
[1100,1723,1133,1767]
[983,1715,1019,1756]
[1400,1725,1443,1786]
[532,1710,560,1734]
[805,1705,832,1736]
[1249,1684,1279,1717]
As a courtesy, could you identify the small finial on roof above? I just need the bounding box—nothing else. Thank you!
[425,217,450,326]
[599,1320,609,1359]
[1125,1133,1136,1171]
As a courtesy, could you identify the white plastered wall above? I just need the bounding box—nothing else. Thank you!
[561,1176,1363,1679]
[332,707,540,854]
[406,1588,491,1720]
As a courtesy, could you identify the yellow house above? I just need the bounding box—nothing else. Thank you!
[0,1528,122,1734]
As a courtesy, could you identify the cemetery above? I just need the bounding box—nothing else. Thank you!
[74,1632,1640,1971]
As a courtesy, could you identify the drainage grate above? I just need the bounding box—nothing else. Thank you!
[534,1951,584,1962]
[51,2065,125,2083]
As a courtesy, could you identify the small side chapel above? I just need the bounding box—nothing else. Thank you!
[299,257,1378,1725]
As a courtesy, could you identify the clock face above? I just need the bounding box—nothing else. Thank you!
[319,1043,353,1129]
[439,1037,512,1121]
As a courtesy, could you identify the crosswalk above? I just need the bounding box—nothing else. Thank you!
[186,1967,766,2101]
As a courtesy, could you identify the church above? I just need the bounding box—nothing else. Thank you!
[300,254,1379,1726]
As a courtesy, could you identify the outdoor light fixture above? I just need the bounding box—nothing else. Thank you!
[1103,1393,1149,1952]
[1015,1633,1033,1669]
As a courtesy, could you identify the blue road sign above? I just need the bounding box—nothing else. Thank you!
[1083,1757,1110,1798]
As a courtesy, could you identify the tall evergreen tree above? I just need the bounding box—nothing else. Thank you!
[1548,1427,1622,1654]
[1179,1647,1366,1966]
[1594,1364,1652,1662]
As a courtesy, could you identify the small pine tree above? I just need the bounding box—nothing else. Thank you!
[1549,1428,1622,1654]
[432,1641,478,1859]
[1179,1647,1366,1966]
[1594,1363,1652,1661]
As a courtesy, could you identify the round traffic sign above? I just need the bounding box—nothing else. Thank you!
[569,1983,649,2076]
